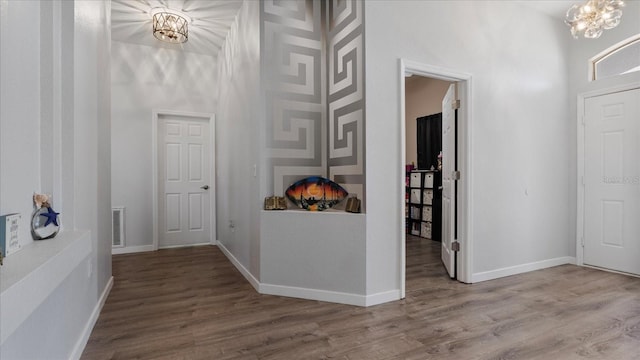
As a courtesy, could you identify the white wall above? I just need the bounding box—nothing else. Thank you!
[215,0,263,277]
[0,0,42,248]
[567,1,640,257]
[0,0,112,358]
[74,0,113,300]
[111,41,217,250]
[95,0,112,293]
[365,1,572,292]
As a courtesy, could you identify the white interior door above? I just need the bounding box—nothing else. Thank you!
[584,88,640,275]
[441,84,457,278]
[158,116,211,248]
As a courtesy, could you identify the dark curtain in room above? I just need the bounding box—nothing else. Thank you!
[416,113,442,170]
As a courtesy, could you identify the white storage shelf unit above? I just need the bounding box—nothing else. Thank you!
[406,170,436,239]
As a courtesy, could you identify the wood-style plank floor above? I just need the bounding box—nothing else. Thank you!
[82,237,640,359]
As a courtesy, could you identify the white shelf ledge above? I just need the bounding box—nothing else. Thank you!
[0,230,92,344]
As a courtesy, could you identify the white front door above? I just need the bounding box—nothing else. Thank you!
[441,84,457,278]
[158,116,211,248]
[584,88,640,276]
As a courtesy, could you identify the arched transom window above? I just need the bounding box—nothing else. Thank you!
[591,35,640,81]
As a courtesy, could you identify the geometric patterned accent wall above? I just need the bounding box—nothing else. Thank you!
[327,0,365,208]
[261,0,365,210]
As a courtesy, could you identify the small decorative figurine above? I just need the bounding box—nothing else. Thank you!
[31,193,60,240]
[33,193,49,208]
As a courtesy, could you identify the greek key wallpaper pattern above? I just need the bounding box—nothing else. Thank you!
[261,0,366,208]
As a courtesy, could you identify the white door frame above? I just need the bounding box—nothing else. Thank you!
[152,109,217,251]
[576,73,640,267]
[399,59,473,297]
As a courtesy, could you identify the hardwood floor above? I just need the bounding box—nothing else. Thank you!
[82,239,640,360]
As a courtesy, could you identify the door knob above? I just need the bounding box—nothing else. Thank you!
[201,185,209,190]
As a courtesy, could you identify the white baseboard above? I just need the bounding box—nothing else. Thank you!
[158,242,215,250]
[112,245,154,255]
[471,256,576,283]
[260,283,366,307]
[216,241,400,307]
[217,241,260,292]
[365,290,402,307]
[69,276,113,360]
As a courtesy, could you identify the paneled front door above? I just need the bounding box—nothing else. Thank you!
[584,88,640,276]
[158,116,211,248]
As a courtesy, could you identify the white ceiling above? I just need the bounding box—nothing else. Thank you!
[111,0,578,58]
[111,0,244,58]
[516,0,577,19]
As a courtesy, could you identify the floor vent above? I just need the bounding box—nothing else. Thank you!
[112,207,125,248]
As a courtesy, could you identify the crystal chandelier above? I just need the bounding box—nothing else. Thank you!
[152,11,189,43]
[565,0,625,39]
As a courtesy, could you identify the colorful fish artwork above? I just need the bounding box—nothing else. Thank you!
[285,176,348,211]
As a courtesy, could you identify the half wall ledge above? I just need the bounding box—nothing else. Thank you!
[260,210,367,305]
[1,230,92,345]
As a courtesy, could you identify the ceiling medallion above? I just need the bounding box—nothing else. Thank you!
[565,0,625,39]
[151,8,190,44]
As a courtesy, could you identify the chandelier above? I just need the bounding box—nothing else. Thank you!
[565,0,625,39]
[152,10,189,43]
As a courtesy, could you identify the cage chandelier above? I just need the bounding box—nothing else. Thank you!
[565,0,625,39]
[152,9,189,43]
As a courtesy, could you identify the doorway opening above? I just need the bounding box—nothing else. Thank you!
[399,59,473,298]
[404,75,453,290]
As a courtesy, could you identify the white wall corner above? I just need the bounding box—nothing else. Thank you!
[217,241,260,292]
